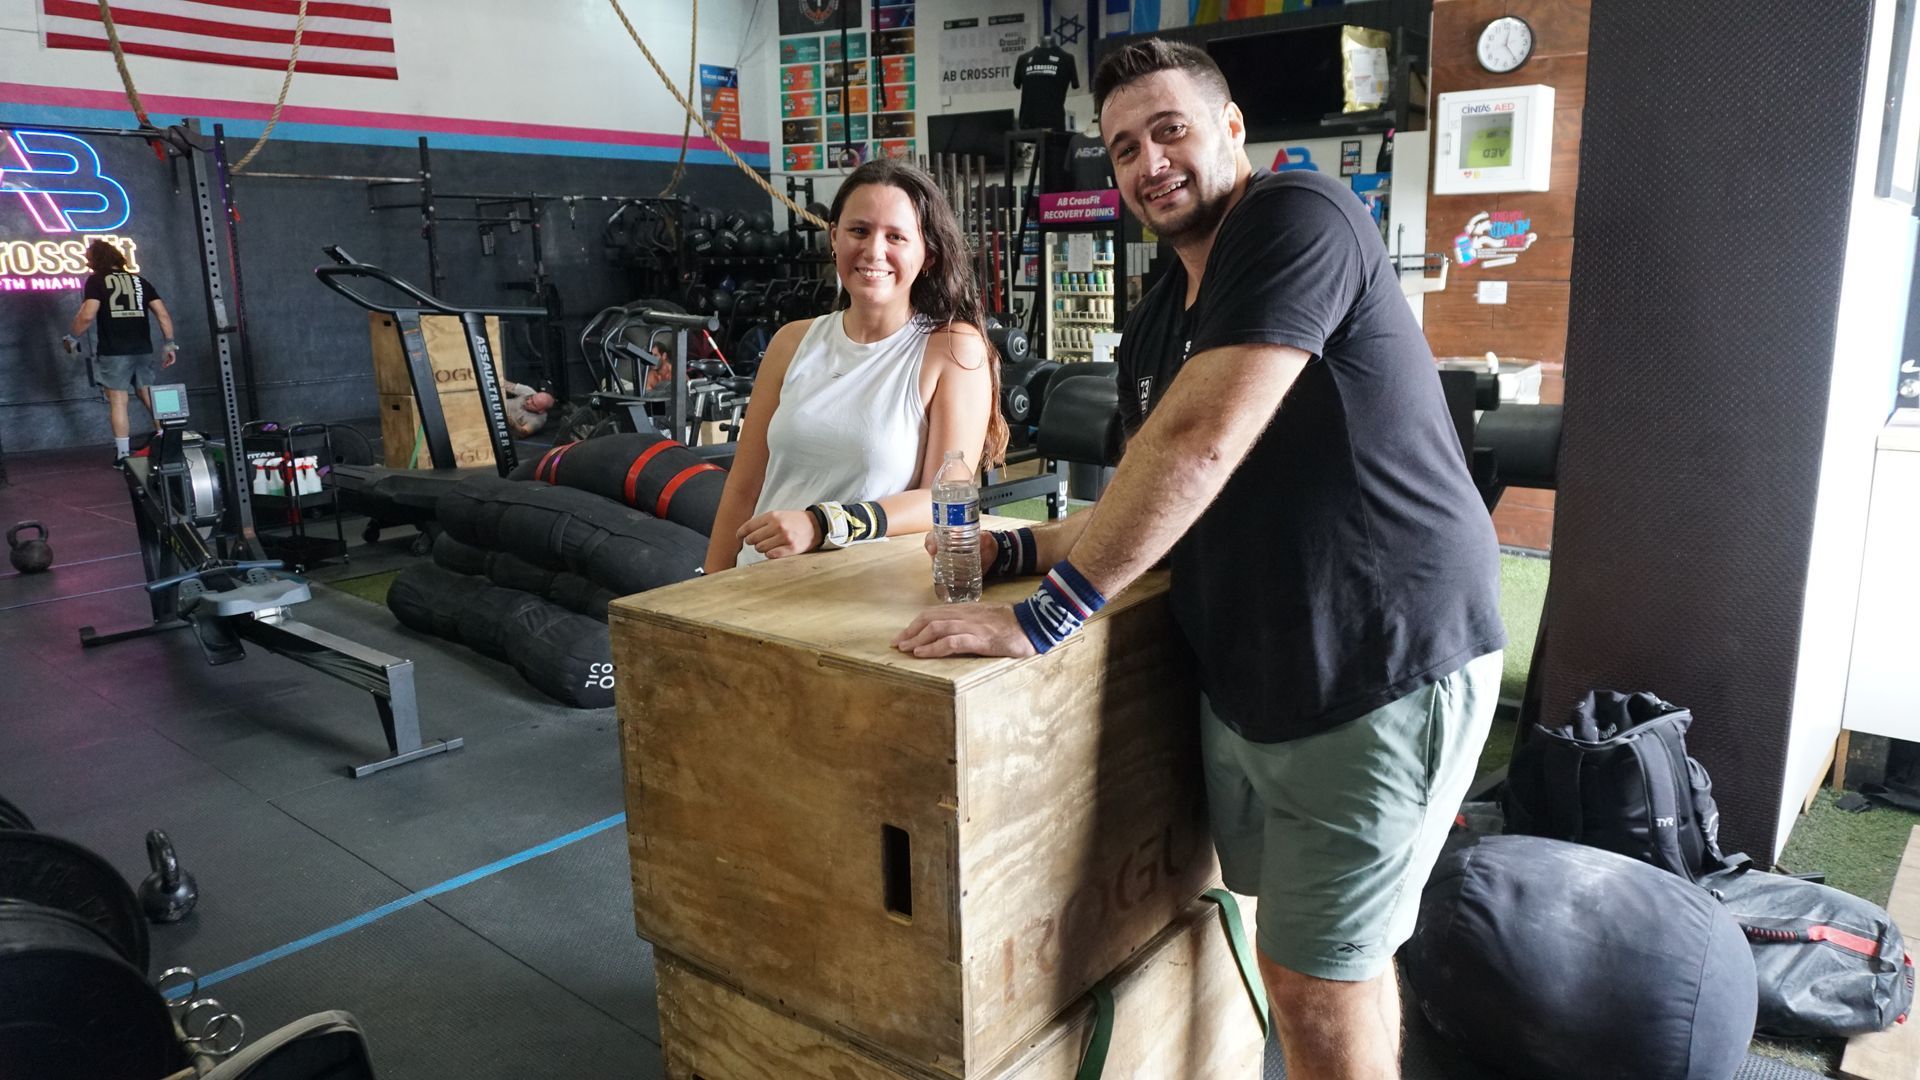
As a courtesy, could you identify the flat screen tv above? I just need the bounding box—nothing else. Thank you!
[1206,25,1354,142]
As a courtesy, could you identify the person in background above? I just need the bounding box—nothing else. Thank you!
[703,157,1004,572]
[502,380,555,438]
[62,239,178,464]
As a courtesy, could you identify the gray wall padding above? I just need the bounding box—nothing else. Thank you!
[1542,1,1875,858]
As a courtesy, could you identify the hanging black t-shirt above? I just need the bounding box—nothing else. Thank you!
[1066,132,1113,190]
[1013,46,1078,130]
[83,271,162,356]
[1116,169,1505,743]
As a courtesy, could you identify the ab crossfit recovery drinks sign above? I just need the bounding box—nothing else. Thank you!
[940,12,1028,95]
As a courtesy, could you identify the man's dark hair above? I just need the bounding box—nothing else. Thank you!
[84,239,127,273]
[1092,38,1231,118]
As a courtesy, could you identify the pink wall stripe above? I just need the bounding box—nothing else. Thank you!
[0,81,769,154]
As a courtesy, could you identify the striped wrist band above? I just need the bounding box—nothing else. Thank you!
[988,526,1038,577]
[1013,560,1108,654]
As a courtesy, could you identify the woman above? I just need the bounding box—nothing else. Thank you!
[704,158,1007,571]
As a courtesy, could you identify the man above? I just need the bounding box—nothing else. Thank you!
[502,380,555,438]
[894,39,1505,1079]
[63,239,178,463]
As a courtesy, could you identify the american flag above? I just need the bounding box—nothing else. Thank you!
[41,0,398,81]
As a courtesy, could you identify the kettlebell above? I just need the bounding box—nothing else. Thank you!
[139,829,199,924]
[6,521,52,574]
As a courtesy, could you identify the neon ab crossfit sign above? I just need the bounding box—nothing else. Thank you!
[0,128,141,286]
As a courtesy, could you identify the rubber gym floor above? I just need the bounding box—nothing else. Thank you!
[0,446,1831,1080]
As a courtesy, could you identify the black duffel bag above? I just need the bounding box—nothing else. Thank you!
[1702,867,1915,1038]
[1506,690,1744,882]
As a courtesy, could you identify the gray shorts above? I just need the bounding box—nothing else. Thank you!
[96,352,157,392]
[1200,650,1501,981]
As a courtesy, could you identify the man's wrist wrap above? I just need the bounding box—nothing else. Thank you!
[1013,560,1107,654]
[988,527,1038,577]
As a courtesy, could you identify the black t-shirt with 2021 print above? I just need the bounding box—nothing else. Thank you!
[83,271,162,356]
[1116,169,1505,743]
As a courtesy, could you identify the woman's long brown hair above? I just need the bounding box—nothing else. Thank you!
[829,157,1009,468]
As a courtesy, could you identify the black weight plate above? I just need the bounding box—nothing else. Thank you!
[0,830,148,971]
[0,902,180,1080]
[0,795,31,831]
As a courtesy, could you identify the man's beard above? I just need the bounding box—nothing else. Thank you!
[1145,148,1235,247]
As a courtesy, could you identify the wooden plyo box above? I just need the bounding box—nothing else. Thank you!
[611,533,1215,1078]
[367,312,503,397]
[654,895,1266,1080]
[375,393,498,469]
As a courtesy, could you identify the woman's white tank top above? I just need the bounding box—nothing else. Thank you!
[736,311,930,565]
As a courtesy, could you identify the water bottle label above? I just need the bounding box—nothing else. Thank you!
[933,500,978,527]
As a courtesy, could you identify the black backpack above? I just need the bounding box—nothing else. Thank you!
[1505,691,1745,882]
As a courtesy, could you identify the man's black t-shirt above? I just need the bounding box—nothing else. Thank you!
[83,271,161,356]
[1013,46,1078,130]
[1116,169,1505,743]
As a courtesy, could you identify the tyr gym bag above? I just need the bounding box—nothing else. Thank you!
[1505,690,1744,882]
[1702,867,1915,1037]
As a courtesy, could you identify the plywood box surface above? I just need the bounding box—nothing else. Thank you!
[612,535,1214,1077]
[368,313,504,397]
[654,894,1266,1080]
[376,392,499,470]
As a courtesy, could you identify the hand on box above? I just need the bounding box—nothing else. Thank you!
[893,602,1034,659]
[737,508,819,560]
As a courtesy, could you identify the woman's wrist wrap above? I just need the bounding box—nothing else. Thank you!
[807,500,887,550]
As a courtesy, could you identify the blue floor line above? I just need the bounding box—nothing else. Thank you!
[178,812,628,996]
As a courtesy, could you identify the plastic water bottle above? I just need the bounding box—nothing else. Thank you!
[931,450,982,603]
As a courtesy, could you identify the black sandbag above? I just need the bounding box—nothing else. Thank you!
[386,562,611,709]
[432,532,489,576]
[455,585,540,662]
[513,432,725,536]
[1406,835,1757,1080]
[386,562,467,643]
[437,474,705,597]
[499,597,616,709]
[435,532,615,621]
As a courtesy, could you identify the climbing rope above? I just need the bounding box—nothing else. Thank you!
[606,0,826,229]
[231,0,309,173]
[659,0,696,197]
[94,0,307,171]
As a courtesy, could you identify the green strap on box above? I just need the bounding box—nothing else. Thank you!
[1073,890,1271,1079]
[1203,888,1271,1040]
[1071,980,1116,1080]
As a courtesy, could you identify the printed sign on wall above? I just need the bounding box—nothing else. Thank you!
[699,66,742,141]
[941,12,1030,95]
[1454,210,1538,268]
[779,0,864,37]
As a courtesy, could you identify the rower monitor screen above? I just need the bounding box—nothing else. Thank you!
[151,383,190,422]
[1460,112,1514,169]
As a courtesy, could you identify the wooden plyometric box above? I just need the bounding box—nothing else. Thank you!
[376,392,500,470]
[368,312,505,397]
[654,894,1266,1080]
[611,531,1215,1078]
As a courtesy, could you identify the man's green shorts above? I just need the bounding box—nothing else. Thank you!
[1200,651,1502,981]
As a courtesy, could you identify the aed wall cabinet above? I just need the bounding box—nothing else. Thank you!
[1433,84,1555,194]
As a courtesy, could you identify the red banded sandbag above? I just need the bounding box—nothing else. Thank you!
[514,432,725,536]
